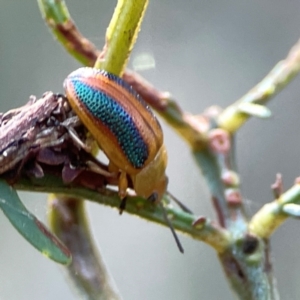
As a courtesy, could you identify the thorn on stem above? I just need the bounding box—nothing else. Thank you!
[221,170,240,187]
[225,189,242,206]
[271,173,283,199]
[192,216,206,229]
[208,129,231,154]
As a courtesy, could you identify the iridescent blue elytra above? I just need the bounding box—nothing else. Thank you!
[72,80,148,168]
[64,67,163,175]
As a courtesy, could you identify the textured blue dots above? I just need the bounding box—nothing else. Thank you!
[72,80,149,168]
[95,70,154,116]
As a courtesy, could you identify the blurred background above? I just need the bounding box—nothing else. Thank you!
[1,0,300,299]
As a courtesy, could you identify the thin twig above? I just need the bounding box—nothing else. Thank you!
[218,38,300,133]
[250,181,300,238]
[49,195,122,300]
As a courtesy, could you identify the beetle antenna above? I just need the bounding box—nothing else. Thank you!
[166,191,193,214]
[159,202,184,254]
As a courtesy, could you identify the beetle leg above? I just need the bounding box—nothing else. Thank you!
[118,171,129,214]
[118,171,128,199]
[119,197,127,215]
[85,160,114,177]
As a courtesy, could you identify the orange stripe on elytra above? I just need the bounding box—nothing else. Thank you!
[85,74,162,142]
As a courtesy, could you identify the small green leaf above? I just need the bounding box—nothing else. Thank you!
[0,179,71,264]
[238,102,271,118]
[282,203,300,218]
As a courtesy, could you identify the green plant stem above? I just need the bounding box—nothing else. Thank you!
[193,137,278,299]
[218,38,300,133]
[95,0,148,75]
[12,174,230,252]
[49,195,122,300]
[250,183,300,238]
[218,238,279,300]
[38,0,99,66]
[13,174,280,300]
[193,147,247,233]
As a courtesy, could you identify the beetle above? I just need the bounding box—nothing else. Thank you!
[64,67,168,205]
[64,67,184,253]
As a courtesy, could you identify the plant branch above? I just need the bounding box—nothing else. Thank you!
[250,180,300,239]
[10,174,230,252]
[218,38,300,133]
[48,195,122,300]
[95,0,148,75]
[37,0,100,66]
